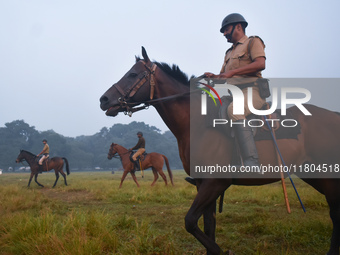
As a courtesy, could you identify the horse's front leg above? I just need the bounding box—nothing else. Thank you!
[34,173,44,187]
[130,172,140,188]
[203,200,217,243]
[185,179,231,255]
[119,170,129,188]
[27,172,34,187]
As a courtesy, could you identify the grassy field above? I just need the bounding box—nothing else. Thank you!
[0,170,332,255]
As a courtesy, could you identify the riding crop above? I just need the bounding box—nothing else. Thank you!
[263,115,306,213]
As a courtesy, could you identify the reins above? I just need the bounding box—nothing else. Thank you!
[109,146,132,159]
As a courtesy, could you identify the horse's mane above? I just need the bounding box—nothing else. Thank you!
[111,143,128,151]
[136,57,191,86]
[21,150,36,157]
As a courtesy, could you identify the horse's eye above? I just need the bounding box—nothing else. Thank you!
[128,73,138,78]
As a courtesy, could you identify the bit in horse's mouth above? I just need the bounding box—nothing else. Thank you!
[105,105,121,116]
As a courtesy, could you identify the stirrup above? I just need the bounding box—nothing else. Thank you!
[185,177,196,186]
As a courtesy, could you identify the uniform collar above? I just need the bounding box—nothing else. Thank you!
[233,35,248,47]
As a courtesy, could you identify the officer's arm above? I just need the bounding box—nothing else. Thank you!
[219,57,265,78]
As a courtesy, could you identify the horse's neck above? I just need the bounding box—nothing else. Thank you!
[115,145,129,158]
[23,152,37,165]
[153,77,190,140]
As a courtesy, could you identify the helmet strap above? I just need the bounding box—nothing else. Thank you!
[225,24,236,41]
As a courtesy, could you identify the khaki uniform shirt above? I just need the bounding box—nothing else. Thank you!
[220,35,265,84]
[42,144,49,154]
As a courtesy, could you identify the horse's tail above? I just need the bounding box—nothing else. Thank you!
[162,155,174,186]
[62,158,70,175]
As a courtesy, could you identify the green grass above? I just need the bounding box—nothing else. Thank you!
[0,170,332,254]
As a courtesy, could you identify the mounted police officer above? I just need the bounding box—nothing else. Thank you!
[37,139,49,173]
[186,13,266,185]
[204,13,267,170]
[129,131,146,170]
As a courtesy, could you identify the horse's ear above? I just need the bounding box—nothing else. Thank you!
[141,46,150,63]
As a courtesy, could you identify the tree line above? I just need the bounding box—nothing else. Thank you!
[0,120,182,172]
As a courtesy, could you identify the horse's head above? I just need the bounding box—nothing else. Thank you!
[107,143,118,160]
[100,47,157,117]
[15,150,25,163]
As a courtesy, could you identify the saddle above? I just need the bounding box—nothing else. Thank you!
[217,96,301,141]
[36,155,50,164]
[213,96,301,166]
[129,151,147,163]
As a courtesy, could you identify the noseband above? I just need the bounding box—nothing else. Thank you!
[113,60,157,116]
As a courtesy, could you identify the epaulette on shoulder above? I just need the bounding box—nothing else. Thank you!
[248,36,265,46]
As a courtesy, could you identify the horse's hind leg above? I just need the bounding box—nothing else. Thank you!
[328,203,340,255]
[157,168,168,186]
[326,188,340,255]
[34,174,44,187]
[150,168,159,186]
[60,170,68,186]
[52,171,60,188]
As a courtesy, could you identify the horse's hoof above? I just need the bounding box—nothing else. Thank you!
[225,250,235,255]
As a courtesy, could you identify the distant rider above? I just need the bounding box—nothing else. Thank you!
[129,132,145,170]
[37,139,49,173]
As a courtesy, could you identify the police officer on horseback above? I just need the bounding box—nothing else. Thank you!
[129,131,146,170]
[37,139,49,173]
[204,13,268,170]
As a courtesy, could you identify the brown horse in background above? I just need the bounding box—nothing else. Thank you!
[107,143,174,188]
[15,150,70,188]
[100,47,340,255]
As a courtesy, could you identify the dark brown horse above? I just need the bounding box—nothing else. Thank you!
[107,143,174,188]
[100,47,340,255]
[16,150,70,188]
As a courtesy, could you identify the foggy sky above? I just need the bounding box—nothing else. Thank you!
[1,0,340,137]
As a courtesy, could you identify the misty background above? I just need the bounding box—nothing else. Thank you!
[1,0,340,138]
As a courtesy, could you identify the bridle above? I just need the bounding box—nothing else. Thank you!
[108,144,131,159]
[112,60,157,116]
[108,145,119,159]
[111,60,200,117]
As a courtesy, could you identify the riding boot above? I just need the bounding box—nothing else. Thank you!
[134,160,140,171]
[38,164,43,173]
[233,120,262,173]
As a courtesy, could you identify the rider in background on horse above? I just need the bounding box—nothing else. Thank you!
[129,132,145,171]
[37,139,49,173]
[205,13,268,171]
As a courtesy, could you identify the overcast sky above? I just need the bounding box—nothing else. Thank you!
[1,0,340,137]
